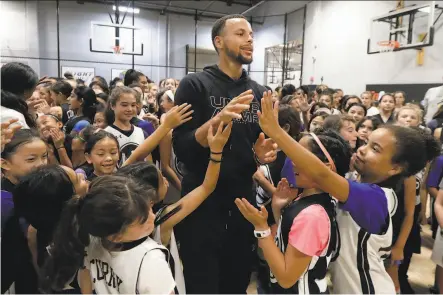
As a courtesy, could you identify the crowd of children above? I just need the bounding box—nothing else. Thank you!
[1,14,443,295]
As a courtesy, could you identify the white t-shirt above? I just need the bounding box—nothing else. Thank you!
[422,85,443,123]
[366,106,380,117]
[0,106,30,129]
[85,237,175,294]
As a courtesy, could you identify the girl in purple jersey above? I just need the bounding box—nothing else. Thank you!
[236,91,440,294]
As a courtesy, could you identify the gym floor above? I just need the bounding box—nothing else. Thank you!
[247,224,437,294]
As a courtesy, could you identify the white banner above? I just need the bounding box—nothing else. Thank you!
[111,69,127,80]
[61,66,95,85]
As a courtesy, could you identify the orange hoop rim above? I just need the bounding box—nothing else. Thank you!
[377,40,400,49]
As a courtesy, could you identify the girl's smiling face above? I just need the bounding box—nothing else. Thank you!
[85,137,120,176]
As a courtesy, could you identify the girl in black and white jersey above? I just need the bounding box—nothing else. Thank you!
[39,175,175,294]
[238,128,352,294]
[390,105,431,294]
[117,121,232,294]
[237,92,439,294]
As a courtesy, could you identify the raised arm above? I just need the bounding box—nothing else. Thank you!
[159,131,182,191]
[173,76,253,155]
[159,122,232,236]
[123,104,193,166]
[51,128,73,168]
[258,92,388,234]
[258,92,350,202]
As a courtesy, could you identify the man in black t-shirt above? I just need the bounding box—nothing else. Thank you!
[173,14,277,294]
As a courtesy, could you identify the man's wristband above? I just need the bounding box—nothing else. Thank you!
[252,147,265,166]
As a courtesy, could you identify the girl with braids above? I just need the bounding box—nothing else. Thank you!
[40,175,175,294]
[236,91,439,294]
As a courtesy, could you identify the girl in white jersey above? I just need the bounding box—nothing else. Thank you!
[117,122,232,294]
[242,91,439,294]
[104,86,157,167]
[40,175,175,294]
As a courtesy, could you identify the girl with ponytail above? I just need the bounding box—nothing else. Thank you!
[40,175,176,294]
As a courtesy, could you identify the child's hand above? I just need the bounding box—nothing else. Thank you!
[50,128,65,148]
[235,198,269,230]
[207,121,232,153]
[1,119,21,152]
[254,133,278,164]
[253,168,266,182]
[257,90,281,137]
[216,89,254,123]
[272,178,297,209]
[298,93,315,113]
[36,99,51,114]
[143,113,159,128]
[162,103,193,129]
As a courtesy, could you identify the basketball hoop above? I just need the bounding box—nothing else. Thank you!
[112,46,124,55]
[377,41,400,53]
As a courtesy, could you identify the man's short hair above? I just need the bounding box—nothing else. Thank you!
[211,14,247,53]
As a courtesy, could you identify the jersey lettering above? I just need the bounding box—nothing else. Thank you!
[91,259,123,292]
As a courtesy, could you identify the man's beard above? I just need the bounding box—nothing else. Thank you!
[225,47,253,65]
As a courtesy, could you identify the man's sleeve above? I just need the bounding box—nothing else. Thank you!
[172,76,208,168]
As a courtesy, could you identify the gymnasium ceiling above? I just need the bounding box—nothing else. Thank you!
[81,0,309,19]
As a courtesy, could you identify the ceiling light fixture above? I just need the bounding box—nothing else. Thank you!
[113,5,140,14]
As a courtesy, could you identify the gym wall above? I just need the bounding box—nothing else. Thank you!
[302,1,443,96]
[0,0,305,85]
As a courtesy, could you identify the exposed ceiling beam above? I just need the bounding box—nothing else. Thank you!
[214,0,252,7]
[76,0,265,24]
[135,1,228,17]
[241,0,265,15]
[161,0,172,14]
[198,1,216,16]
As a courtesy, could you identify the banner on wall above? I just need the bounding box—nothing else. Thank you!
[111,69,127,80]
[61,66,95,85]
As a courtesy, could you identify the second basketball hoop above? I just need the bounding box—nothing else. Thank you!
[112,45,124,55]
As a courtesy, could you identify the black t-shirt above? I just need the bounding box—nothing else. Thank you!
[372,113,395,124]
[87,173,98,182]
[61,103,71,125]
[75,162,94,179]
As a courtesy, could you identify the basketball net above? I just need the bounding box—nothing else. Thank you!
[112,46,124,55]
[377,41,400,54]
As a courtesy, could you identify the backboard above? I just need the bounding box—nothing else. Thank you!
[90,22,144,56]
[368,1,441,54]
